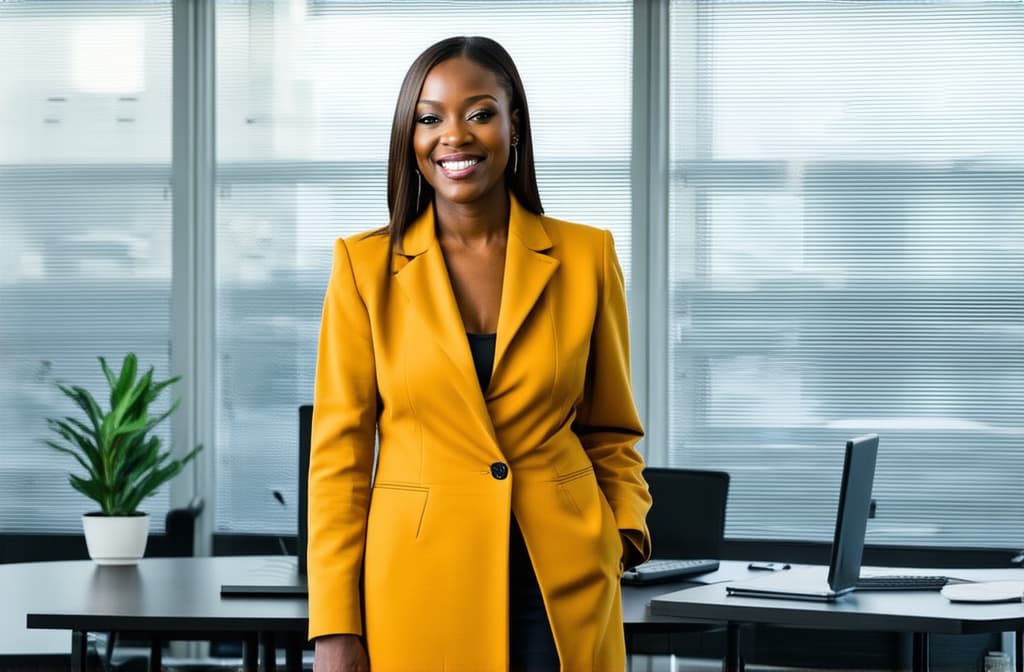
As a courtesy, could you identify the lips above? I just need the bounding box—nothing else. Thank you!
[436,154,483,180]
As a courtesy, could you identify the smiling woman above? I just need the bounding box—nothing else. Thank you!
[413,57,517,219]
[307,35,651,672]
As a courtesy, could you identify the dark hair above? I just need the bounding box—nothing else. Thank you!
[384,36,543,252]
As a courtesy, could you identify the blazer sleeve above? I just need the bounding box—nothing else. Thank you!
[573,229,652,567]
[307,237,378,640]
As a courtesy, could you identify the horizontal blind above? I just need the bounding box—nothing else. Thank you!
[214,0,633,533]
[0,1,174,533]
[668,1,1024,546]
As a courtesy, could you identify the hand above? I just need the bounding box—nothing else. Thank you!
[314,634,369,672]
[619,530,642,570]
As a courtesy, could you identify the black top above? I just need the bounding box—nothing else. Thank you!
[467,332,497,392]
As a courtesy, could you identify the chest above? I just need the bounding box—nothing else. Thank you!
[442,242,506,334]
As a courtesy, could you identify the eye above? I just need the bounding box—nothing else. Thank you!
[416,114,440,126]
[469,109,495,122]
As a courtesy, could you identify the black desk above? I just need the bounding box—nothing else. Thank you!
[18,556,307,671]
[1,558,69,667]
[23,556,1017,672]
[14,555,718,672]
[651,565,1024,672]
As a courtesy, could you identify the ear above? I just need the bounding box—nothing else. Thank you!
[511,109,521,142]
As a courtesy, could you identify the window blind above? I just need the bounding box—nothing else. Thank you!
[668,0,1024,546]
[0,1,174,533]
[214,0,634,533]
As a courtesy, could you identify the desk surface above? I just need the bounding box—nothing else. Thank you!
[651,565,1024,635]
[8,554,713,660]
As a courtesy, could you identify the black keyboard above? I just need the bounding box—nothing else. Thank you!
[855,575,949,591]
[621,558,720,585]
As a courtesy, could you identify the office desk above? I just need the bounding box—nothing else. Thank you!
[1,558,68,666]
[18,556,306,671]
[651,565,1024,672]
[16,555,719,672]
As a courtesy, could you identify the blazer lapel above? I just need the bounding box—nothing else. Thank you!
[394,206,498,446]
[493,196,559,373]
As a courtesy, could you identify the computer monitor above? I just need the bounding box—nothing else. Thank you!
[725,433,879,601]
[826,433,880,592]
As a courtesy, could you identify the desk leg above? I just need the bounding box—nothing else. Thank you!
[148,638,162,672]
[261,632,278,672]
[1015,628,1022,672]
[243,634,259,672]
[723,622,744,672]
[285,634,303,672]
[912,632,930,672]
[71,630,88,672]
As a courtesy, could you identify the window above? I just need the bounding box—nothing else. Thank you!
[668,1,1024,546]
[214,0,634,533]
[0,0,174,532]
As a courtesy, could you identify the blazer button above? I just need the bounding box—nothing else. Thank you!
[490,462,509,480]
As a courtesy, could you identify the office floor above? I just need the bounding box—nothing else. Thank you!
[629,655,990,672]
[630,657,912,672]
[0,655,981,672]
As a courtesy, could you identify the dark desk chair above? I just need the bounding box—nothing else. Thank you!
[626,467,730,657]
[643,467,729,560]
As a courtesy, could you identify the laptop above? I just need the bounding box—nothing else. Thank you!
[725,434,879,602]
[220,405,312,598]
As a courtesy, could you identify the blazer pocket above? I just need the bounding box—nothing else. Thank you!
[369,481,430,539]
[554,467,623,577]
[554,466,596,516]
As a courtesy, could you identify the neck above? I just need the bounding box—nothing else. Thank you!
[434,187,510,247]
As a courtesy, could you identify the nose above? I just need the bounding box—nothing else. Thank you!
[440,118,472,147]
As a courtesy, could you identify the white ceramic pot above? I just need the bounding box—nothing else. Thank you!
[81,513,150,565]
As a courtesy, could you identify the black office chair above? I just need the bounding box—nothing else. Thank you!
[626,468,730,659]
[642,467,730,560]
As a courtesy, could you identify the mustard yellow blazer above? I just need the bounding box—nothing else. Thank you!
[308,194,652,671]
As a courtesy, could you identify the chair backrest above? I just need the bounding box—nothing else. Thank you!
[298,404,312,575]
[642,467,729,560]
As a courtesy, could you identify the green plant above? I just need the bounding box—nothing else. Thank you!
[44,353,202,516]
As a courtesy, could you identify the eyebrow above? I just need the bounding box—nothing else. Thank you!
[417,94,500,107]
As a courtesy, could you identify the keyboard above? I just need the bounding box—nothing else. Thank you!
[855,575,950,591]
[621,558,720,585]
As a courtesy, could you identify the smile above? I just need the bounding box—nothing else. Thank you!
[436,157,483,179]
[439,158,479,171]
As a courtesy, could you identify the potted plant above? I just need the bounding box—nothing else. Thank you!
[44,353,202,565]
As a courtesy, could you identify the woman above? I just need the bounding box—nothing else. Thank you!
[308,36,651,672]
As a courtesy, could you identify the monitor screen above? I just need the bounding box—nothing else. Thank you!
[826,433,880,592]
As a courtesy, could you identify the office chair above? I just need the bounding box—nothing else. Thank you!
[642,467,730,560]
[626,467,730,658]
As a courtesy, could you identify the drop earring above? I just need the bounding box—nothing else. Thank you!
[511,134,520,175]
[415,170,422,206]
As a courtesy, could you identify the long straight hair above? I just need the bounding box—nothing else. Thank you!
[385,36,543,253]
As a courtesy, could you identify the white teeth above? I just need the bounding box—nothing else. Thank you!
[439,158,479,171]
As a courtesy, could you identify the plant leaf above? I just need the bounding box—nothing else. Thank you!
[99,355,118,393]
[57,384,104,435]
[110,353,138,411]
[44,439,98,479]
[145,375,181,405]
[46,418,103,477]
[69,474,109,513]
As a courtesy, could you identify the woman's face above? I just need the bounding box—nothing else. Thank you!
[413,56,518,210]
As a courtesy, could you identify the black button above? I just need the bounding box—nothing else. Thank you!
[490,462,509,480]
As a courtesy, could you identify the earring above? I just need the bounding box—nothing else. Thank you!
[415,170,422,206]
[511,134,520,175]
